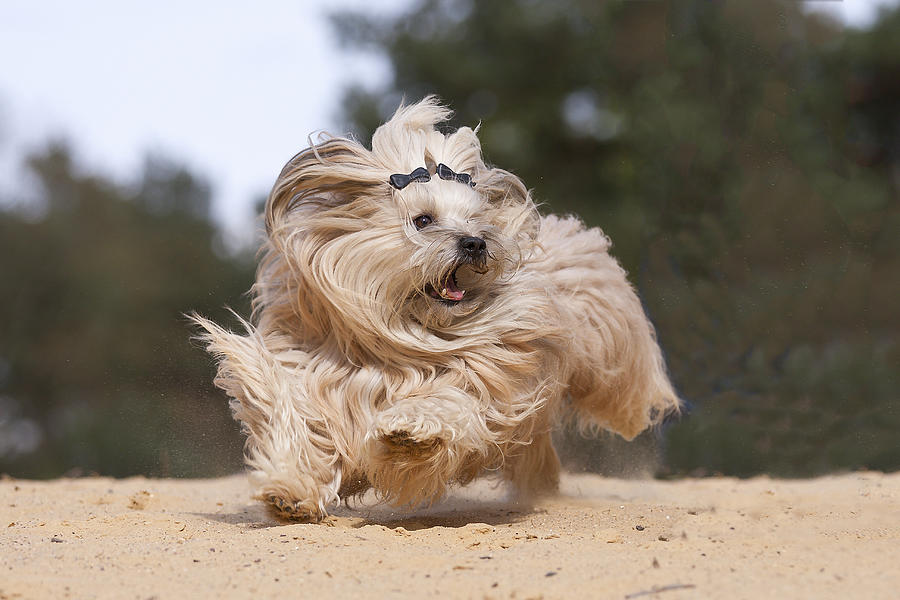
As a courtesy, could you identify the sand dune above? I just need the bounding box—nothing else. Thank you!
[2,471,897,599]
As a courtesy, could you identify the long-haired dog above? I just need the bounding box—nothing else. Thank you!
[194,97,679,522]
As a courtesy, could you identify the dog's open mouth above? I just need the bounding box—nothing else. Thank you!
[426,268,466,304]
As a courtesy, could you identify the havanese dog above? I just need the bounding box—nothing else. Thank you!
[194,97,679,522]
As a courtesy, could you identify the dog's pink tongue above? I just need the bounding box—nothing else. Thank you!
[441,275,465,301]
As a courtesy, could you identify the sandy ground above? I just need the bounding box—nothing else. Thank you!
[1,471,897,600]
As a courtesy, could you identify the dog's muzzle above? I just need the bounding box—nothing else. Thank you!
[426,236,489,304]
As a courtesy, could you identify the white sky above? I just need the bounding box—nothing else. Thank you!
[0,0,896,247]
[805,0,899,25]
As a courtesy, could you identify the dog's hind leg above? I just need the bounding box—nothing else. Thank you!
[193,316,340,522]
[533,215,680,440]
[501,429,561,498]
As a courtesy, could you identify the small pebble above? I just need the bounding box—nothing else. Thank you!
[635,525,645,531]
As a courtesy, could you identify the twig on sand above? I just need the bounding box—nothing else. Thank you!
[624,583,696,599]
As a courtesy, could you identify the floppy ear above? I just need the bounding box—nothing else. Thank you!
[265,137,383,235]
[473,166,541,247]
[477,167,531,206]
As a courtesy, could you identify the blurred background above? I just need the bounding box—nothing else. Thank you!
[1,0,897,479]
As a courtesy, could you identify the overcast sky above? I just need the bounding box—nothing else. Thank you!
[0,0,896,246]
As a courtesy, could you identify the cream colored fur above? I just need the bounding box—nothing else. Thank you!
[194,97,679,522]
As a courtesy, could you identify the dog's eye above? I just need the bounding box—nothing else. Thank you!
[413,214,434,230]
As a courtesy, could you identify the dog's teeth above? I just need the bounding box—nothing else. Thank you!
[441,288,448,297]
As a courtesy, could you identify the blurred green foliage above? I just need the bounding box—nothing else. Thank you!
[1,0,897,479]
[0,144,252,477]
[332,0,900,476]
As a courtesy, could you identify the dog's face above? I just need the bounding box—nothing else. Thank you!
[392,159,534,326]
[262,98,539,343]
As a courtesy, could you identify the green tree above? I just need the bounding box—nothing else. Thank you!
[0,143,253,477]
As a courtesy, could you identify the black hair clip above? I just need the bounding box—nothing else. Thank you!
[437,163,476,187]
[389,167,431,190]
[389,164,477,190]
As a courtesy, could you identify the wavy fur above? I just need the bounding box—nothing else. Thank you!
[194,97,680,521]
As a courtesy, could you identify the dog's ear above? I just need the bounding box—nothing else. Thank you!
[435,123,532,207]
[477,167,531,206]
[265,137,382,235]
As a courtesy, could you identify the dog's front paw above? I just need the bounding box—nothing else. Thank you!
[365,396,490,506]
[366,412,457,507]
[371,413,447,454]
[266,495,326,523]
[378,431,444,458]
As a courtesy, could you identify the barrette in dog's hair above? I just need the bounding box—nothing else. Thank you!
[389,167,431,190]
[437,163,476,187]
[389,164,477,189]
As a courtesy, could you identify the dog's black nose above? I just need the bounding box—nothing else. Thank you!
[458,236,486,255]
